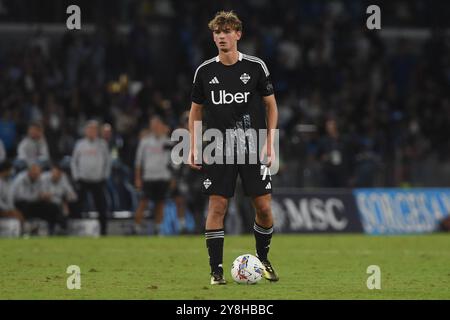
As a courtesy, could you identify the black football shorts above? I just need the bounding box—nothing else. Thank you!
[201,163,273,198]
[142,180,170,201]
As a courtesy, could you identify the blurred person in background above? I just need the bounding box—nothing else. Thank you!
[101,123,124,161]
[170,111,206,234]
[169,174,188,234]
[41,163,78,220]
[11,162,66,235]
[71,120,111,235]
[0,139,6,163]
[133,116,172,235]
[317,118,354,188]
[0,161,25,231]
[16,122,50,168]
[0,111,17,159]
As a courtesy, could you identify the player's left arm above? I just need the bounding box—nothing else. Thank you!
[262,94,278,168]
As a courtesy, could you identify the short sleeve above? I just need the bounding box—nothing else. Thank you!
[256,63,274,97]
[191,68,205,104]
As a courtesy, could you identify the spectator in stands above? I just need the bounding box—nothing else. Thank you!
[41,163,78,219]
[0,161,25,231]
[133,116,172,235]
[0,111,16,159]
[16,122,50,168]
[71,120,111,235]
[11,162,66,235]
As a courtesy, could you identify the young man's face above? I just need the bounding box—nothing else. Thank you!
[213,25,241,53]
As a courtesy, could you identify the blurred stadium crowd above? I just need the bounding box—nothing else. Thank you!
[0,0,449,234]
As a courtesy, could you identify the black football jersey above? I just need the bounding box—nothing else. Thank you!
[191,52,274,133]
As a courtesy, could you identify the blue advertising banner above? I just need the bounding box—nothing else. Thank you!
[354,189,450,235]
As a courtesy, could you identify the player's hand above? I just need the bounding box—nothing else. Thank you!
[189,148,202,170]
[260,142,276,168]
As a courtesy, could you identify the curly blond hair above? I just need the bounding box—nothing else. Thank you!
[208,10,242,32]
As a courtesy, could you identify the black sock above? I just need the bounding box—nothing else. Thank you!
[205,228,224,274]
[254,221,273,261]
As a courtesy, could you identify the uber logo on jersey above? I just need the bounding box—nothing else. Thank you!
[211,90,250,105]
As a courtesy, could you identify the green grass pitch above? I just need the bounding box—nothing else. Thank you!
[1,234,449,299]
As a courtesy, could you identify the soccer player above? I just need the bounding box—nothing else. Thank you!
[188,11,279,284]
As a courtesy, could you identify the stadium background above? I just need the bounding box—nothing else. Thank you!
[0,0,449,236]
[0,0,450,301]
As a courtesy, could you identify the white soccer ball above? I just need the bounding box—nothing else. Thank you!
[231,254,265,284]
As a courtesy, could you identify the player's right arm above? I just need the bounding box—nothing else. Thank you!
[188,102,203,170]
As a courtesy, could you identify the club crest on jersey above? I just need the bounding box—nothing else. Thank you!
[240,73,251,84]
[203,178,212,189]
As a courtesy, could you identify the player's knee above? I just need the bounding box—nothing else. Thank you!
[210,205,226,217]
[209,199,227,217]
[255,204,272,221]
